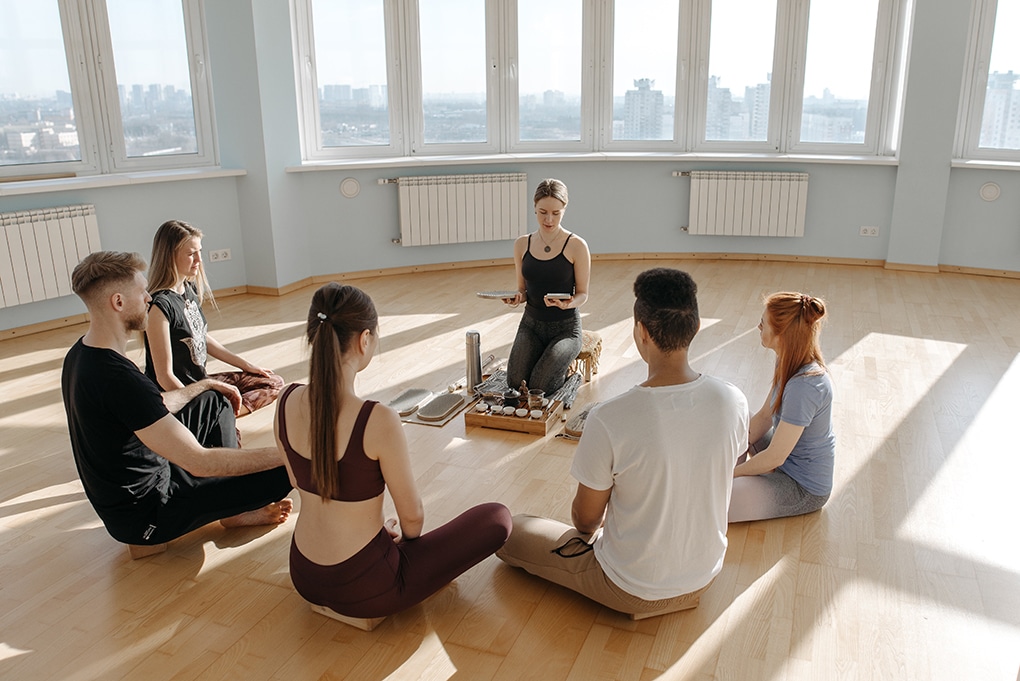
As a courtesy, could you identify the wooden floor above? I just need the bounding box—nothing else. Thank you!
[1,258,1019,681]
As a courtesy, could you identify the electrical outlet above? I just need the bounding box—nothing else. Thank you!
[859,226,880,237]
[209,249,231,262]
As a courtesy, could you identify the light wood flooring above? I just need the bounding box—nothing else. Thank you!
[1,258,1018,681]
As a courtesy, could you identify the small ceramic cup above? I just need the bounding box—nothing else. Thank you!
[528,389,545,411]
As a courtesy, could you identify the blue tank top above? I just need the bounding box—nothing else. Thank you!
[522,233,575,322]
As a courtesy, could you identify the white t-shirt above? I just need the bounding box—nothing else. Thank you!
[570,375,748,600]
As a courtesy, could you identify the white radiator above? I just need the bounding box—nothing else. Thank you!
[0,204,101,308]
[392,173,528,246]
[682,171,809,237]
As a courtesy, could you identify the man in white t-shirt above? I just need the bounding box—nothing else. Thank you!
[497,267,748,618]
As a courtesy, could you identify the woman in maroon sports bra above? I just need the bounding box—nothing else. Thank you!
[275,282,511,619]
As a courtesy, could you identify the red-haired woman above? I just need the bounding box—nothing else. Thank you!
[729,292,835,522]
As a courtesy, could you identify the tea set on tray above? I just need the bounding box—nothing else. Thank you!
[473,380,551,420]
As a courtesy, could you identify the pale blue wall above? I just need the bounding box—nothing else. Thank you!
[2,0,1018,333]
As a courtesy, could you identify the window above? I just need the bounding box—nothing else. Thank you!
[516,0,585,144]
[798,0,881,146]
[417,0,489,147]
[608,0,680,144]
[0,0,216,179]
[703,0,777,145]
[958,0,1020,159]
[292,0,903,162]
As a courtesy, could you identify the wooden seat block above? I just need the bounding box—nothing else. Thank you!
[126,543,167,559]
[571,330,602,383]
[310,603,386,631]
[629,595,700,621]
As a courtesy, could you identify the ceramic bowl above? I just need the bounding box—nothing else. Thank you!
[515,408,529,418]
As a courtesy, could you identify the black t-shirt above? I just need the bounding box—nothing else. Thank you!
[144,282,208,389]
[62,338,172,541]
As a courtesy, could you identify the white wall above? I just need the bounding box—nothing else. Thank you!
[2,0,1017,333]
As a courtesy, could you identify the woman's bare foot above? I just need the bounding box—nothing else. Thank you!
[220,498,294,528]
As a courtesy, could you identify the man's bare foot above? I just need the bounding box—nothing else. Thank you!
[220,499,294,528]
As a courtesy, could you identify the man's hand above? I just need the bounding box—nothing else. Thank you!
[201,378,242,414]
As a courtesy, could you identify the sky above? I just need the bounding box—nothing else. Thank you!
[5,0,1020,102]
[0,0,191,98]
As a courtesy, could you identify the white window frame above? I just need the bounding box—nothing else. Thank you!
[292,0,405,160]
[955,0,1020,161]
[0,0,218,180]
[505,0,595,153]
[406,0,501,155]
[597,0,687,152]
[784,0,901,155]
[291,0,905,163]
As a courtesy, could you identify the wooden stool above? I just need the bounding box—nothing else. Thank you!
[571,330,602,382]
[628,579,712,620]
[310,603,386,631]
[629,595,700,621]
[127,543,167,559]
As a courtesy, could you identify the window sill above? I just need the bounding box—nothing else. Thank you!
[286,151,900,174]
[951,159,1020,171]
[0,167,247,197]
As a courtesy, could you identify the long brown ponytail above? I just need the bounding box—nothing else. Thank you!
[305,283,378,501]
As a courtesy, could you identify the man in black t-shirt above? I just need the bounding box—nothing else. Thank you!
[61,251,292,558]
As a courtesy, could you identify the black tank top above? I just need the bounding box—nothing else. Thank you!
[522,233,575,321]
[277,383,385,501]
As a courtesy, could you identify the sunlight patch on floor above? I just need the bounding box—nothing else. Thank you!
[898,352,1020,572]
[387,629,456,681]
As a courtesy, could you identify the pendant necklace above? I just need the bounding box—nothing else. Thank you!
[539,230,559,253]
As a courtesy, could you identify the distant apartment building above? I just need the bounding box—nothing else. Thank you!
[623,78,663,140]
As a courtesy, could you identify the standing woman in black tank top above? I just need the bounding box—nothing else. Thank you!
[504,179,591,394]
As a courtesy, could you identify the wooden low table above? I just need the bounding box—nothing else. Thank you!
[464,400,564,435]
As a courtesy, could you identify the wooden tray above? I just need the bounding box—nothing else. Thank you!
[464,400,564,435]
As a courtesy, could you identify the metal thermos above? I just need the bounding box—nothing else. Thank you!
[466,330,482,394]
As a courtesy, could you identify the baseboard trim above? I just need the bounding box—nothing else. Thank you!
[592,252,886,268]
[1,313,91,340]
[939,264,1020,280]
[4,255,1018,338]
[884,261,941,273]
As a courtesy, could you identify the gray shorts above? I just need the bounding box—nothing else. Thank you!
[729,469,829,523]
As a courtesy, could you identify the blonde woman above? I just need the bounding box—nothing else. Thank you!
[504,179,591,394]
[144,220,283,416]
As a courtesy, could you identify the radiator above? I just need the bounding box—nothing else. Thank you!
[0,204,101,308]
[392,173,528,246]
[683,171,809,237]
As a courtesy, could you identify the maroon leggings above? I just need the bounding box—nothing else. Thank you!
[289,502,512,618]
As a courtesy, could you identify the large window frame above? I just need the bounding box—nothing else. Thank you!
[292,0,905,163]
[956,0,1020,161]
[0,0,218,180]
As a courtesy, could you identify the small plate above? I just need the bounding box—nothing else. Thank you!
[477,290,519,300]
[545,292,572,300]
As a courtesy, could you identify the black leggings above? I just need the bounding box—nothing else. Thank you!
[142,390,291,544]
[289,502,512,618]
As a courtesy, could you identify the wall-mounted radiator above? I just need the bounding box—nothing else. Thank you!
[387,173,528,246]
[0,204,101,308]
[680,171,809,237]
